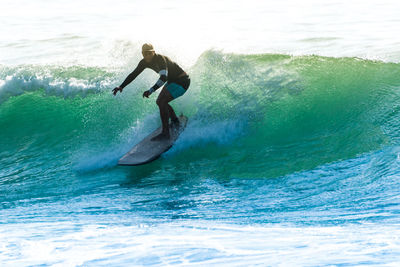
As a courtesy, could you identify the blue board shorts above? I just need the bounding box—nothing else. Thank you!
[166,82,187,99]
[166,75,190,99]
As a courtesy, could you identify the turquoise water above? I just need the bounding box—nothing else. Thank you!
[2,0,400,266]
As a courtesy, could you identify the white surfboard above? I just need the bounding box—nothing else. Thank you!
[118,115,188,166]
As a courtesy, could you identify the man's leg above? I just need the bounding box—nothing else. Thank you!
[167,104,178,122]
[166,82,187,125]
[152,86,174,141]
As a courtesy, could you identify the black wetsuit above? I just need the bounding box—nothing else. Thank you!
[119,54,190,92]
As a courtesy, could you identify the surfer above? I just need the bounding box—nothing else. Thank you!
[112,43,190,141]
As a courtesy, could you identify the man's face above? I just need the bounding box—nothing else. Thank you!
[142,51,155,63]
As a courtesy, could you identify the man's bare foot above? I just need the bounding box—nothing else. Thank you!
[151,132,170,141]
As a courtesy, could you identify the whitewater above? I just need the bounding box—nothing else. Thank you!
[1,0,400,266]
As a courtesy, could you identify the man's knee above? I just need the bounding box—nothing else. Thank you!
[156,97,167,107]
[156,87,173,107]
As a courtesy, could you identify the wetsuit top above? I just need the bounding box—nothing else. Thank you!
[119,53,187,92]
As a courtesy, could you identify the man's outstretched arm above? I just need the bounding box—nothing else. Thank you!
[112,61,145,95]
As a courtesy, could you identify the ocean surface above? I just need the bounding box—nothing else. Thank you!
[1,0,400,266]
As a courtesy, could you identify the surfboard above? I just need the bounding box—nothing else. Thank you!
[118,115,188,166]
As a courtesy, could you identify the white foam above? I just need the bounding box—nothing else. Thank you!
[168,118,247,155]
[2,221,400,266]
[0,70,113,103]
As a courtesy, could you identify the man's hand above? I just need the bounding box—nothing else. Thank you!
[112,87,122,96]
[143,90,151,98]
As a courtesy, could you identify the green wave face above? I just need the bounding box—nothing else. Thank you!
[1,52,400,178]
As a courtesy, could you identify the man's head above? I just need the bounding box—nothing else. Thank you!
[142,43,155,63]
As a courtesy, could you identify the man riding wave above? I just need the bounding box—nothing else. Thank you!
[112,43,190,141]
